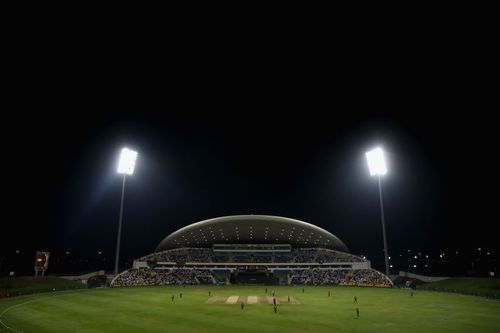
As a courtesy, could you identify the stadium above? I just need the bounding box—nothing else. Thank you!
[2,216,500,332]
[111,215,392,288]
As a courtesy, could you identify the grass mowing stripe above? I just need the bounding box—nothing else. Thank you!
[1,286,499,333]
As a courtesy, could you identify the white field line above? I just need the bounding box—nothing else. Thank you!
[0,289,89,333]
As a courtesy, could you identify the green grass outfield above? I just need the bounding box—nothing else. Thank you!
[418,278,500,298]
[0,277,84,298]
[1,285,499,333]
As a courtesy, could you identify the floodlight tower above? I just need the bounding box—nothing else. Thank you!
[366,147,390,276]
[114,148,138,275]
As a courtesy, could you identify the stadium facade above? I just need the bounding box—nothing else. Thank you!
[156,215,349,252]
[112,215,392,287]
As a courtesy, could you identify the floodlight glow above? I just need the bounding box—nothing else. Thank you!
[117,148,138,175]
[366,147,387,176]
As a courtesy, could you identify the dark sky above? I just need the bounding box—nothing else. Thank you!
[3,107,496,270]
[2,27,496,272]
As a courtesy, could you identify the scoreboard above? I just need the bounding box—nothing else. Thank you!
[34,251,50,275]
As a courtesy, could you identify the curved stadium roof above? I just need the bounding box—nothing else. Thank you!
[156,215,349,252]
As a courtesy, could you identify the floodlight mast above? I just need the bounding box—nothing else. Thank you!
[366,147,390,276]
[114,148,137,276]
[377,174,390,276]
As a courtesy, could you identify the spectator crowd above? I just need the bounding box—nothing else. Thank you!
[112,268,391,287]
[112,268,214,287]
[290,269,392,287]
[138,248,364,265]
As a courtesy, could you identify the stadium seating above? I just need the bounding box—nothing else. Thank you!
[113,247,391,288]
[112,268,215,287]
[289,269,392,287]
[137,247,364,264]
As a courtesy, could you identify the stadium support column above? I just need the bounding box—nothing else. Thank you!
[114,174,126,275]
[378,175,390,276]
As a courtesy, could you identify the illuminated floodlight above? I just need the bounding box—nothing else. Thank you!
[114,147,138,275]
[366,147,387,176]
[117,148,138,175]
[366,146,390,276]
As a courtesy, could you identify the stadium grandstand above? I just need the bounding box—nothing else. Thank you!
[111,215,392,288]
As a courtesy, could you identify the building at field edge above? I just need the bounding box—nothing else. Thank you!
[113,215,393,288]
[156,215,349,252]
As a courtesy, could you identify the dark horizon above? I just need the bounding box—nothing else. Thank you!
[2,109,497,276]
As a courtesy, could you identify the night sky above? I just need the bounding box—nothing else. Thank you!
[3,102,496,274]
[1,30,496,274]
